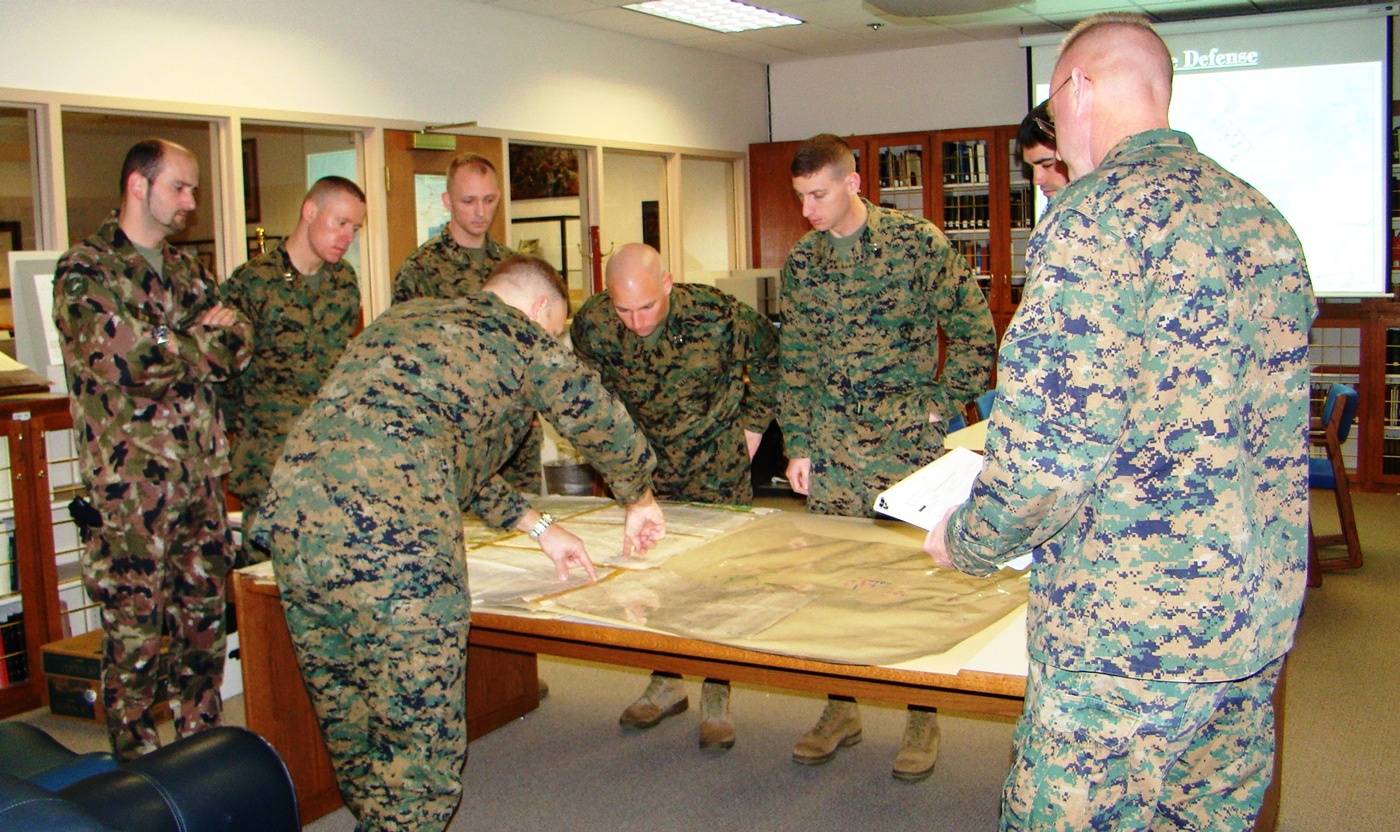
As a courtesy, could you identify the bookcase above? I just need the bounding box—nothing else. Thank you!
[749,124,1030,340]
[0,394,88,719]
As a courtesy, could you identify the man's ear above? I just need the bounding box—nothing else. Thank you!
[128,172,148,200]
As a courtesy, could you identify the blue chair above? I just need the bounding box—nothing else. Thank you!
[1309,383,1361,579]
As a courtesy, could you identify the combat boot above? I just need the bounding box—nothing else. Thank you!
[892,708,940,782]
[698,680,735,751]
[619,674,688,730]
[792,698,862,765]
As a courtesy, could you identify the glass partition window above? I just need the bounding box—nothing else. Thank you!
[240,123,361,271]
[680,157,734,284]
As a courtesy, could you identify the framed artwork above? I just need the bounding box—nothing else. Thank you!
[242,138,261,223]
[509,145,580,201]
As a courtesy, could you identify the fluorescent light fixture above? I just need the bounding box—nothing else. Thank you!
[623,0,803,33]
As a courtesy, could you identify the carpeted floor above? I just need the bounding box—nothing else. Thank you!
[8,491,1396,831]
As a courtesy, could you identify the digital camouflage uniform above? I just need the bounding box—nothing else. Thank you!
[53,214,252,761]
[249,294,655,832]
[942,130,1317,831]
[571,282,779,505]
[779,198,995,516]
[218,242,361,552]
[393,228,542,494]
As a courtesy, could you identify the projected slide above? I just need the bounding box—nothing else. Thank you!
[1171,63,1384,297]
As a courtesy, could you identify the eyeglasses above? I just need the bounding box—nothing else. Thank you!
[1035,76,1073,139]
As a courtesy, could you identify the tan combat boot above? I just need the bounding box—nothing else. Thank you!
[619,674,688,730]
[892,708,940,782]
[698,680,735,751]
[792,698,862,765]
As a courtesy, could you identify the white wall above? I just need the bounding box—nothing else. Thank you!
[0,0,769,153]
[767,37,1029,140]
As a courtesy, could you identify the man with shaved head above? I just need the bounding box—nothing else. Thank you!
[571,242,779,751]
[926,13,1315,830]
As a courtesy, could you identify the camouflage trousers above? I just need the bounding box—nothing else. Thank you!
[1002,656,1284,831]
[81,474,232,761]
[273,527,471,832]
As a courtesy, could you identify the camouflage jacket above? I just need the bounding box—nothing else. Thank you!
[54,214,252,490]
[392,225,514,302]
[945,130,1318,682]
[251,293,655,582]
[571,282,779,504]
[779,199,995,459]
[218,242,361,504]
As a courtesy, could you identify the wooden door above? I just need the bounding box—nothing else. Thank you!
[383,131,508,277]
[748,140,807,269]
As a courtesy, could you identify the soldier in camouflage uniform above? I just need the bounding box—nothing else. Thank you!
[53,139,252,761]
[571,242,779,751]
[779,133,996,780]
[393,152,541,496]
[927,16,1316,831]
[249,255,665,832]
[219,176,366,561]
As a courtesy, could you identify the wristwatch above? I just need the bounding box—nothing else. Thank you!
[527,513,555,541]
[152,325,171,346]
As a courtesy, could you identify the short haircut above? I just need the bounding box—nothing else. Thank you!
[485,254,572,317]
[119,138,184,197]
[1016,103,1056,157]
[1058,12,1173,91]
[446,152,499,183]
[790,133,856,179]
[305,175,366,207]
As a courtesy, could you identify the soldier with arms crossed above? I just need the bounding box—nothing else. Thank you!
[54,138,252,760]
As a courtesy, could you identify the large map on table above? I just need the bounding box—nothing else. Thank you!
[465,500,1028,667]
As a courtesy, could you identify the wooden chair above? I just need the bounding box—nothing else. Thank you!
[1308,383,1361,584]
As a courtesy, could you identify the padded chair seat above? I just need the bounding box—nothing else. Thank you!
[1310,455,1340,491]
[0,723,117,791]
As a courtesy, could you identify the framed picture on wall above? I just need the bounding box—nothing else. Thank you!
[509,145,580,201]
[242,139,261,223]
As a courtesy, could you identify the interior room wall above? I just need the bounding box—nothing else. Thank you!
[600,151,667,265]
[766,37,1029,140]
[0,0,769,153]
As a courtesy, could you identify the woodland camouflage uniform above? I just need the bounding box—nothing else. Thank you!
[571,282,778,505]
[392,228,541,493]
[218,241,360,542]
[250,294,654,832]
[53,213,252,761]
[943,130,1317,831]
[779,198,995,516]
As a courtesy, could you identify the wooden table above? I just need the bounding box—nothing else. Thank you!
[233,572,1283,831]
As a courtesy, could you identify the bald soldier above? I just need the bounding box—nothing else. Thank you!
[250,255,665,832]
[219,176,366,558]
[927,14,1315,830]
[571,242,779,750]
[54,138,252,760]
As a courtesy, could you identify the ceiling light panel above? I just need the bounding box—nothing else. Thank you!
[622,0,804,33]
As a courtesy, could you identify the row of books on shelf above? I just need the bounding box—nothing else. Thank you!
[878,148,922,190]
[952,238,992,275]
[944,193,990,230]
[943,141,988,185]
[0,612,27,687]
